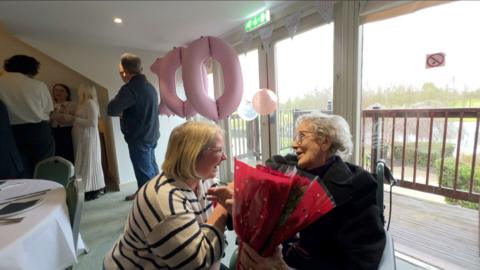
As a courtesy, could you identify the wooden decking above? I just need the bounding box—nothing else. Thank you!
[385,189,479,269]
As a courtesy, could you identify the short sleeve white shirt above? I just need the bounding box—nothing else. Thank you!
[0,72,54,125]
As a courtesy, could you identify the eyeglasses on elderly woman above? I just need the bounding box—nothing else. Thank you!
[293,131,315,144]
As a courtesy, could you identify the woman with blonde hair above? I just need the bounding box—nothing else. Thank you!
[104,121,230,270]
[69,83,105,200]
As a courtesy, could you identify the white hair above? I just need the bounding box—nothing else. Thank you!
[295,111,353,160]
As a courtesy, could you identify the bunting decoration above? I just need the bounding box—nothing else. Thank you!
[284,10,302,39]
[360,0,369,13]
[315,0,334,23]
[241,32,254,55]
[259,24,273,52]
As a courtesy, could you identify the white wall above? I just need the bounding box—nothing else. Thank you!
[17,35,185,184]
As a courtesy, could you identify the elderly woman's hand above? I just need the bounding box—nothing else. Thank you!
[207,182,233,214]
[239,242,288,270]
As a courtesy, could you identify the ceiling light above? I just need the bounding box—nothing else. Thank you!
[113,17,122,24]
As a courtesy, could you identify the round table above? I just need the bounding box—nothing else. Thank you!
[0,179,77,270]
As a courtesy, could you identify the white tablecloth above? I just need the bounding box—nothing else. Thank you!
[0,179,77,270]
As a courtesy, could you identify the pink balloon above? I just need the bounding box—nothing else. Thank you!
[151,49,211,118]
[252,88,278,115]
[182,36,243,121]
[150,58,174,117]
[151,48,197,118]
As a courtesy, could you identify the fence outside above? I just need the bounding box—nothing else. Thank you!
[363,108,480,202]
[229,114,261,161]
[230,107,480,202]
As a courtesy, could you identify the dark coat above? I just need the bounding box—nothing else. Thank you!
[0,100,24,179]
[267,155,386,270]
[107,74,159,145]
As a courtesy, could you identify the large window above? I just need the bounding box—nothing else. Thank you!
[274,23,334,154]
[361,1,480,190]
[228,49,262,167]
[362,1,480,109]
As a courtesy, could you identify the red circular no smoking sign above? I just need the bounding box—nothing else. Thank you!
[426,53,445,69]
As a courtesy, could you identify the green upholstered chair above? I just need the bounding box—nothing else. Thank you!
[34,156,74,187]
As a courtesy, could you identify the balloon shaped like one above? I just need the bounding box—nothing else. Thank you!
[252,88,278,115]
[182,36,243,121]
[151,47,208,118]
[150,58,174,117]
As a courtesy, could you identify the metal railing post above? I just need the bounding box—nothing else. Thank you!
[371,106,382,173]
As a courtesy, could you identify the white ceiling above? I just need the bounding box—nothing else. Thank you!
[0,1,293,53]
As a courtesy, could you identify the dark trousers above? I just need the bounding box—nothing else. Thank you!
[12,121,55,178]
[127,142,159,189]
[52,126,74,163]
[0,127,23,180]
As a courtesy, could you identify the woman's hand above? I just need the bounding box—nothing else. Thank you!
[59,114,75,124]
[239,242,288,270]
[50,110,61,121]
[207,182,233,214]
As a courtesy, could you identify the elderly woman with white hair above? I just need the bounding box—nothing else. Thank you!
[211,112,386,270]
[66,83,105,200]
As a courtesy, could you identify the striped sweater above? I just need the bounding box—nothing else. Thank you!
[104,175,225,270]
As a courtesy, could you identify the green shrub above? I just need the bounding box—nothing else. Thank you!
[445,198,479,209]
[434,158,473,189]
[433,157,480,209]
[393,142,455,167]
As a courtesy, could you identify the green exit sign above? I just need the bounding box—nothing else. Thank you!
[244,10,270,32]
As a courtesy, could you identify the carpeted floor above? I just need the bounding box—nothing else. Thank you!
[73,182,426,270]
[74,182,137,270]
[73,182,237,270]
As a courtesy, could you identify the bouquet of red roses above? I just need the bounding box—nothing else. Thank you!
[232,159,335,269]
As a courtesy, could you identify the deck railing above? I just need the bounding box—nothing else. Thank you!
[362,108,480,202]
[229,114,261,160]
[230,107,480,202]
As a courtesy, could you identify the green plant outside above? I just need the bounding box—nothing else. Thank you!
[392,142,455,167]
[434,157,480,209]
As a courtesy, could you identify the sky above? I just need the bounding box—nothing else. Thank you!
[362,1,480,91]
[238,50,260,102]
[275,23,333,102]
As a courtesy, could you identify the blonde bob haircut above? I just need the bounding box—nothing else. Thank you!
[162,121,223,181]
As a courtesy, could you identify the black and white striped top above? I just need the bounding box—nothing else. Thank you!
[104,175,224,270]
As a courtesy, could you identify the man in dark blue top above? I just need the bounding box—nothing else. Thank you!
[107,53,160,201]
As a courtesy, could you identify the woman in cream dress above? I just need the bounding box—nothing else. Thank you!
[68,83,105,200]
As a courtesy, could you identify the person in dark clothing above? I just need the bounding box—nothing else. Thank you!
[107,53,160,201]
[211,112,386,270]
[0,100,24,179]
[0,55,55,178]
[50,83,76,163]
